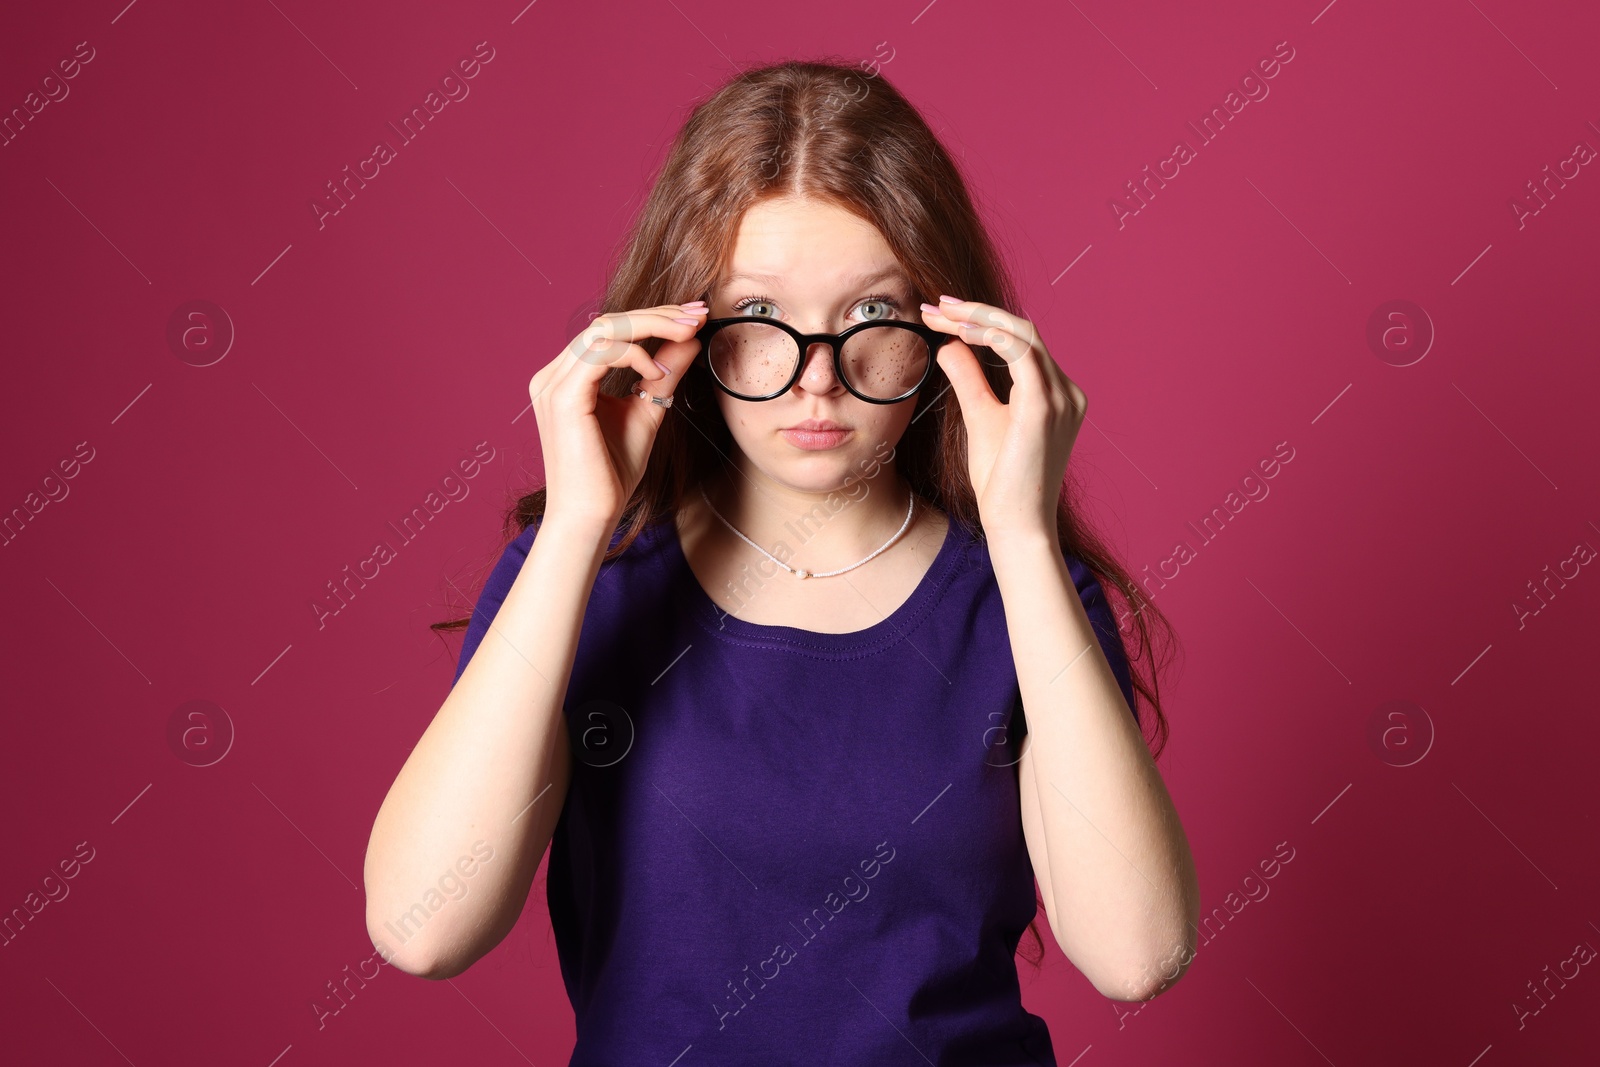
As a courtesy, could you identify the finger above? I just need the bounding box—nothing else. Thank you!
[652,332,703,380]
[923,298,1049,400]
[632,334,702,409]
[563,307,707,366]
[1063,376,1088,420]
[542,307,707,405]
[635,300,709,316]
[931,336,1002,420]
[933,296,1045,357]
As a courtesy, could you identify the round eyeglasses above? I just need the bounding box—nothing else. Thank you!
[694,316,959,404]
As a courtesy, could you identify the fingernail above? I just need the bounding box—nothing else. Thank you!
[653,358,672,376]
[939,294,962,305]
[682,300,707,308]
[672,316,700,325]
[919,302,941,315]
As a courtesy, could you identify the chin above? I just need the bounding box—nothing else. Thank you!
[766,444,887,493]
[772,458,856,487]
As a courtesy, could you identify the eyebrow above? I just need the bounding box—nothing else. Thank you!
[718,265,912,292]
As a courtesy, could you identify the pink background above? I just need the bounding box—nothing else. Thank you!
[4,0,1598,1063]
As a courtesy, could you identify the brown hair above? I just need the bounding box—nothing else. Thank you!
[435,57,1179,970]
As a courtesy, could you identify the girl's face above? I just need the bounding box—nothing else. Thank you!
[705,196,924,496]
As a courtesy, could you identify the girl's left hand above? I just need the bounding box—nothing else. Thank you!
[919,296,1087,539]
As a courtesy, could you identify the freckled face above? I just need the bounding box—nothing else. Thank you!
[708,196,922,493]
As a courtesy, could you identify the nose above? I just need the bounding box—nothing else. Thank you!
[794,340,845,395]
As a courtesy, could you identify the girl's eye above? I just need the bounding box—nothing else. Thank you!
[731,295,779,318]
[852,295,900,322]
[729,294,903,323]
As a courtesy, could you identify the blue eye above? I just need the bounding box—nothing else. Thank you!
[731,295,779,317]
[728,293,904,323]
[853,295,900,321]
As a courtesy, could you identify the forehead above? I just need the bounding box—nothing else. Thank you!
[717,197,909,292]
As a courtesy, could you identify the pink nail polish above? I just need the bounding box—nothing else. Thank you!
[672,316,700,325]
[653,358,672,375]
[920,302,941,315]
[939,294,962,304]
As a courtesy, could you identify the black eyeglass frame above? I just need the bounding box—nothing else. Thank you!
[692,316,960,404]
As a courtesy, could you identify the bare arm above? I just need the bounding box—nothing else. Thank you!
[362,515,610,979]
[914,294,1198,1001]
[1004,527,1200,1001]
[361,297,707,978]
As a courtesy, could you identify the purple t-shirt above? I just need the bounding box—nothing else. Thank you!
[452,511,1137,1066]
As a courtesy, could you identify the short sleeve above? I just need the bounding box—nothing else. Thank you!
[1013,555,1139,742]
[450,520,541,689]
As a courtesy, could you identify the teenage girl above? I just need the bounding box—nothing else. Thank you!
[364,58,1197,1067]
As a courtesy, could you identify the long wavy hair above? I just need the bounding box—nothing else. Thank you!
[435,57,1179,970]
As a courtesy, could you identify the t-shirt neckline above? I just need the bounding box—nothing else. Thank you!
[659,503,966,656]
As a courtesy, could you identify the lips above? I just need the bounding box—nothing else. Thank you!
[779,425,852,451]
[786,418,848,431]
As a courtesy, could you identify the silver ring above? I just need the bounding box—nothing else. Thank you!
[638,388,674,408]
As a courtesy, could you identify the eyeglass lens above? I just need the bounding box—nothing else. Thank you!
[707,322,929,400]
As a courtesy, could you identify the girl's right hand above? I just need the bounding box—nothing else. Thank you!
[527,302,708,532]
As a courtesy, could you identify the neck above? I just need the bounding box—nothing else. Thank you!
[700,457,914,568]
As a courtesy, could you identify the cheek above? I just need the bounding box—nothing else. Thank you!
[716,395,756,433]
[863,404,915,448]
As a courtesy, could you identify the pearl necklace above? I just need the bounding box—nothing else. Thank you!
[697,485,916,580]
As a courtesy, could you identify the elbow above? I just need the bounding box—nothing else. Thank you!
[1092,929,1198,1002]
[365,913,472,981]
[1094,964,1185,1003]
[1098,874,1202,1002]
[363,864,481,980]
[409,955,473,981]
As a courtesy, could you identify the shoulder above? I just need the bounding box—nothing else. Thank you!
[476,511,681,600]
[450,514,674,687]
[976,531,1139,724]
